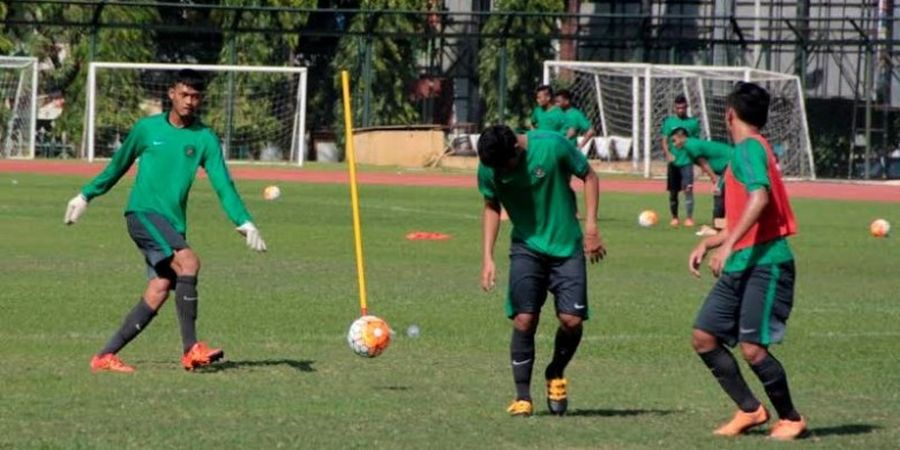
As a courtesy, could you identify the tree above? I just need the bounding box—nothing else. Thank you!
[477,0,563,129]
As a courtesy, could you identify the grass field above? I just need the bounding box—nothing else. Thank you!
[1,171,897,449]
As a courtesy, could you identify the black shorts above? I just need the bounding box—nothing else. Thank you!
[505,241,589,320]
[667,163,694,192]
[694,262,795,347]
[125,211,189,282]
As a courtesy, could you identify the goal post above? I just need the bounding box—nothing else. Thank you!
[85,62,308,165]
[544,61,816,180]
[0,56,38,159]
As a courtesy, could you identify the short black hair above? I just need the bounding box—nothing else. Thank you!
[555,89,572,100]
[477,125,518,168]
[171,69,206,92]
[674,94,687,105]
[535,84,553,96]
[669,127,688,137]
[726,82,770,128]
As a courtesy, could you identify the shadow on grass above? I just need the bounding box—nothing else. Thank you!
[809,424,880,438]
[536,408,679,417]
[374,386,411,391]
[195,359,316,374]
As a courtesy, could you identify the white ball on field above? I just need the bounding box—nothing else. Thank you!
[870,218,891,238]
[406,324,420,338]
[638,210,658,227]
[347,315,392,358]
[263,185,281,201]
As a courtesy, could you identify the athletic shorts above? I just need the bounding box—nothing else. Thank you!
[667,163,694,192]
[713,181,726,219]
[125,211,189,282]
[505,241,589,320]
[694,261,795,347]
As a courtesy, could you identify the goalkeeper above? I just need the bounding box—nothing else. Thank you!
[64,69,268,373]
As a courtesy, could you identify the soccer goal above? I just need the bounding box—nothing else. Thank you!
[0,56,38,159]
[85,62,308,165]
[544,61,816,179]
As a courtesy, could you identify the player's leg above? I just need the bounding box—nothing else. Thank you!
[712,182,726,231]
[667,164,681,226]
[506,242,550,416]
[544,251,587,415]
[682,165,695,226]
[170,248,224,370]
[738,262,805,440]
[693,273,767,435]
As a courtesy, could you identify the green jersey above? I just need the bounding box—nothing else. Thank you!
[81,113,252,234]
[478,130,589,258]
[562,107,592,146]
[530,106,568,134]
[724,138,793,273]
[683,138,733,174]
[661,115,701,167]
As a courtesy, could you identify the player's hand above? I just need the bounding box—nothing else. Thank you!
[583,227,606,264]
[689,242,707,278]
[64,194,88,225]
[665,153,674,163]
[708,244,732,278]
[236,222,267,252]
[481,259,496,292]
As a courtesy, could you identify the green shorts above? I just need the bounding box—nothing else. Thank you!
[694,262,795,347]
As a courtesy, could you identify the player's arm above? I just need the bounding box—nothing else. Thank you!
[697,157,717,184]
[529,109,538,129]
[64,124,142,225]
[202,135,266,252]
[579,112,595,141]
[564,139,605,263]
[660,121,673,162]
[481,198,501,291]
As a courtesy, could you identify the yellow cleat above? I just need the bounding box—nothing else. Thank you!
[714,405,769,436]
[546,378,568,416]
[769,417,808,441]
[506,399,533,417]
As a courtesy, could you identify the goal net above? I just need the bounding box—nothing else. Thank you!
[544,62,815,179]
[85,62,307,165]
[0,56,38,159]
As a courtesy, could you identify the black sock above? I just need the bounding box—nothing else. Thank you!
[100,298,157,355]
[685,191,694,218]
[510,328,536,401]
[545,325,583,380]
[175,276,199,353]
[750,353,802,421]
[698,346,761,412]
[669,191,679,218]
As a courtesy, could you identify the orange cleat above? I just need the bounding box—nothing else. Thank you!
[506,399,534,417]
[90,353,135,373]
[181,341,224,371]
[769,417,808,441]
[713,405,769,436]
[546,378,568,416]
[670,218,680,227]
[684,218,695,227]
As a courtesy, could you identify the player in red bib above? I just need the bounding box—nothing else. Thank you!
[687,82,806,441]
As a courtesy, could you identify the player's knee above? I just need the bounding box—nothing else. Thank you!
[172,249,200,276]
[512,314,538,333]
[739,343,768,364]
[691,329,717,353]
[558,314,582,332]
[144,278,171,309]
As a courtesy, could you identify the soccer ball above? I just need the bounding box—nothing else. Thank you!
[870,219,891,238]
[263,185,281,201]
[347,315,392,358]
[638,210,659,227]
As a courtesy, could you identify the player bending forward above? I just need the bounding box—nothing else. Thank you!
[689,82,806,440]
[477,125,605,417]
[64,69,268,373]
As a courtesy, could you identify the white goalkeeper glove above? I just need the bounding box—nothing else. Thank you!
[237,222,267,252]
[64,194,88,225]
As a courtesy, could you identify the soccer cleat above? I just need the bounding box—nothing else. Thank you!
[546,378,568,416]
[670,218,680,227]
[684,218,695,227]
[90,353,135,373]
[181,341,224,371]
[713,405,769,436]
[507,399,534,417]
[769,417,808,441]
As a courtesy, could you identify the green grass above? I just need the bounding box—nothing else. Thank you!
[0,172,897,449]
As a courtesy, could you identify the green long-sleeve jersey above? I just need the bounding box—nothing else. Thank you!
[81,113,252,234]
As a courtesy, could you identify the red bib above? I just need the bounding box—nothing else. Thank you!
[724,135,797,251]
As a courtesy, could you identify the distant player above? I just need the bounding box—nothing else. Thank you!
[477,125,605,417]
[688,82,806,440]
[555,89,595,155]
[64,69,268,373]
[530,85,568,134]
[670,128,733,235]
[661,95,702,227]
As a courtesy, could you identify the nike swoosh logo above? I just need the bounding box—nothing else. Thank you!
[574,303,586,310]
[183,297,198,302]
[152,141,165,146]
[511,359,532,366]
[739,328,757,334]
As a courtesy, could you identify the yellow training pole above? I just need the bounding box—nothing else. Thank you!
[340,70,369,317]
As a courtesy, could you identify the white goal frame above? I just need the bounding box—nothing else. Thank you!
[0,56,38,159]
[85,62,308,165]
[543,61,816,179]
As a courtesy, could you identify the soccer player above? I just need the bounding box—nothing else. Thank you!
[555,89,595,155]
[688,82,806,440]
[670,128,733,236]
[661,95,702,227]
[530,85,569,134]
[477,125,605,417]
[64,69,268,373]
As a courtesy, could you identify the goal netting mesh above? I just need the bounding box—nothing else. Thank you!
[544,62,815,179]
[85,63,307,164]
[0,56,37,159]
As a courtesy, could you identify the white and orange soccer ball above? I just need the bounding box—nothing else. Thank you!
[638,210,659,227]
[870,219,891,238]
[347,315,392,358]
[263,185,281,201]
